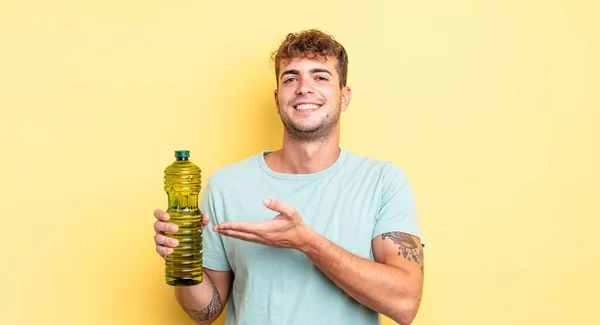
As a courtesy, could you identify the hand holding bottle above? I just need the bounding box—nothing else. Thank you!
[153,210,210,258]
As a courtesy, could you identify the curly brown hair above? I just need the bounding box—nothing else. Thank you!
[271,29,348,88]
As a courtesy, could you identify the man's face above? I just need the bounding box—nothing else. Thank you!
[274,56,351,142]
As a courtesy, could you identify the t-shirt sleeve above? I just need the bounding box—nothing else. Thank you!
[372,163,425,246]
[200,181,232,271]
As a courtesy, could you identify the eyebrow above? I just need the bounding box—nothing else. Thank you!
[280,68,333,79]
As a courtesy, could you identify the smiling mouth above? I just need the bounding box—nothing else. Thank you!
[294,103,322,110]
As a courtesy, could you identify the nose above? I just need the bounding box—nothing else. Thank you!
[295,78,314,95]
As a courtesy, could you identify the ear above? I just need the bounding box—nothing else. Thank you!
[274,89,282,115]
[340,86,352,111]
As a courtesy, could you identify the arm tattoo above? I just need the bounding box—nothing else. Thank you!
[183,278,222,321]
[381,232,424,274]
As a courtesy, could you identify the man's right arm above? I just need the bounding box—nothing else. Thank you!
[154,209,233,325]
[175,268,233,325]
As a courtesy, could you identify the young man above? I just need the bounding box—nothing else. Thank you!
[154,29,425,325]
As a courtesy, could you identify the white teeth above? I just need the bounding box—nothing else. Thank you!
[296,104,320,110]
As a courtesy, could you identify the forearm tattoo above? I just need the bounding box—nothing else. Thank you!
[183,278,222,321]
[381,232,424,274]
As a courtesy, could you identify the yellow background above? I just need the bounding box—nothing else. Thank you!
[1,1,598,324]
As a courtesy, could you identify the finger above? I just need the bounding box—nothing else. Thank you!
[154,233,179,247]
[214,221,266,234]
[202,213,210,228]
[219,229,264,243]
[154,220,179,233]
[263,198,296,216]
[153,209,170,221]
[156,244,174,257]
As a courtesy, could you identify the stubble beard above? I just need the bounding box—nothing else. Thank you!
[278,97,342,143]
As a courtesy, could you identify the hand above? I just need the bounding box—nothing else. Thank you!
[153,209,210,259]
[213,198,314,250]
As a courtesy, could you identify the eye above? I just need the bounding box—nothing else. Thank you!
[315,76,329,81]
[283,77,298,84]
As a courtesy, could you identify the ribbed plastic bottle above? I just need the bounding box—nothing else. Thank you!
[163,150,203,286]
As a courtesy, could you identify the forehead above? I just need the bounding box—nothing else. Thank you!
[278,56,338,75]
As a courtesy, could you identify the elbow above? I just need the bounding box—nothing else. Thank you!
[388,296,421,325]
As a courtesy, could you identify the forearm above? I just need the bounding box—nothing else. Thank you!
[174,274,224,325]
[298,229,421,324]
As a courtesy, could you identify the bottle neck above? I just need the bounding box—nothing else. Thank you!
[176,157,189,161]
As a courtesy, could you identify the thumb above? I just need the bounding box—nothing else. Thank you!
[201,213,210,228]
[263,198,296,216]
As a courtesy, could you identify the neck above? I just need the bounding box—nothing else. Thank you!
[265,129,341,174]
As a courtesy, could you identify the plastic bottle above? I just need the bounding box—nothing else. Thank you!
[163,150,203,286]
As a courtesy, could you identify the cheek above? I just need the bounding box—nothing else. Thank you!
[279,91,295,105]
[317,87,336,99]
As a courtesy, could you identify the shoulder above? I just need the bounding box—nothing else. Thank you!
[342,148,409,184]
[204,152,264,190]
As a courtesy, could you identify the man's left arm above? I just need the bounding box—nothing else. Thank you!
[214,197,424,325]
[298,227,424,325]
